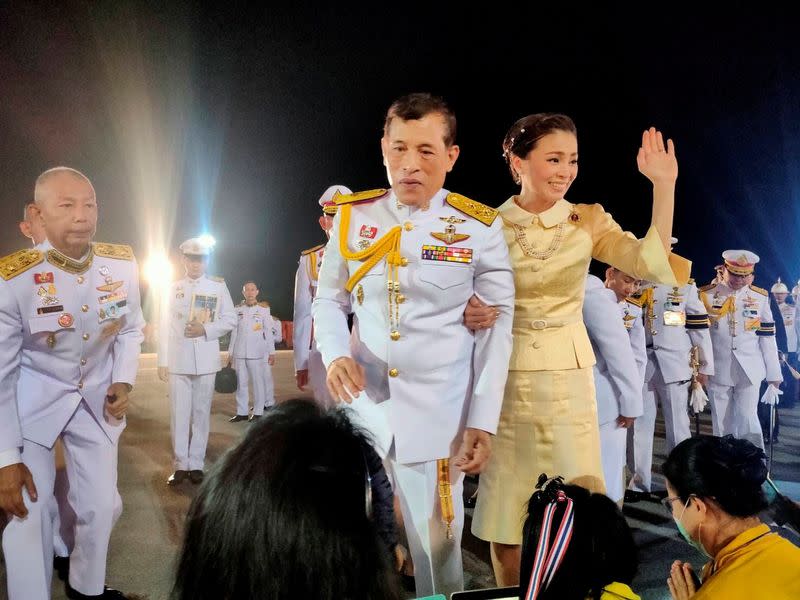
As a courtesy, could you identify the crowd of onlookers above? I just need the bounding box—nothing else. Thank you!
[167,399,800,600]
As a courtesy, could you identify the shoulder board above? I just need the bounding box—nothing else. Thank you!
[93,242,134,261]
[258,300,270,308]
[0,249,44,281]
[749,284,768,296]
[699,283,715,293]
[209,276,225,283]
[301,243,326,256]
[333,188,388,205]
[445,193,498,226]
[626,295,644,308]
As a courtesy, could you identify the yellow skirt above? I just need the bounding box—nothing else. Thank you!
[471,367,605,545]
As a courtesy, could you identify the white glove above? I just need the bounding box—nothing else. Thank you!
[760,384,783,406]
[689,381,709,413]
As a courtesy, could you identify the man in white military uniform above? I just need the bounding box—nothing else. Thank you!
[157,238,236,485]
[293,184,352,407]
[700,250,782,449]
[583,274,643,503]
[0,167,144,600]
[228,281,277,421]
[627,240,714,496]
[312,93,514,597]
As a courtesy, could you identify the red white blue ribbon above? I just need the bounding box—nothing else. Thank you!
[524,491,575,600]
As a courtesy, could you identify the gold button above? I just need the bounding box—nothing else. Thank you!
[389,368,399,377]
[77,381,83,389]
[403,221,414,231]
[77,276,84,284]
[80,359,87,366]
[82,333,90,341]
[400,257,409,267]
[81,305,89,312]
[397,294,405,304]
[532,341,541,349]
[390,330,400,341]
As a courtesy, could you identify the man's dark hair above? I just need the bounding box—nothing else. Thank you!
[384,92,457,146]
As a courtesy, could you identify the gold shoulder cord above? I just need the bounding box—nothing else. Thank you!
[639,287,657,335]
[308,252,318,281]
[338,203,404,341]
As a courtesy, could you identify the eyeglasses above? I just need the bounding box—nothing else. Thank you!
[660,495,682,513]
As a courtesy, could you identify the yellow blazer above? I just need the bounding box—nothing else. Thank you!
[500,198,690,372]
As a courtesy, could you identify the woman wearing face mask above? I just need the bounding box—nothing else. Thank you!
[470,113,690,585]
[663,435,800,600]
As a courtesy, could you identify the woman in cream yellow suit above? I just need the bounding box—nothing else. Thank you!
[470,114,690,585]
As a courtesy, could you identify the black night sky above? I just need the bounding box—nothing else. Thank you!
[1,3,799,321]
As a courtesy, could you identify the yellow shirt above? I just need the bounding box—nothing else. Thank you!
[500,198,690,371]
[694,524,800,600]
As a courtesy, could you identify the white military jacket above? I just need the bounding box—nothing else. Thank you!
[312,188,515,464]
[293,242,325,372]
[229,302,278,359]
[700,282,782,386]
[158,274,236,375]
[638,282,714,384]
[583,275,643,425]
[0,241,145,468]
[776,300,797,353]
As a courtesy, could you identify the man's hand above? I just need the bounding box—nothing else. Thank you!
[296,369,309,390]
[184,320,205,339]
[0,463,37,518]
[454,428,492,474]
[268,354,275,366]
[616,415,635,429]
[105,382,131,420]
[696,373,708,387]
[667,560,699,600]
[157,367,168,382]
[326,357,365,404]
[463,295,500,331]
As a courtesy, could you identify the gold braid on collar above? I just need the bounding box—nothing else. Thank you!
[47,247,94,274]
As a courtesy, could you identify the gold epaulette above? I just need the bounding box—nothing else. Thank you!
[749,284,768,296]
[93,242,134,261]
[445,193,498,226]
[258,300,270,308]
[333,188,388,205]
[699,283,715,293]
[626,295,644,308]
[0,249,44,281]
[209,276,225,283]
[301,243,326,256]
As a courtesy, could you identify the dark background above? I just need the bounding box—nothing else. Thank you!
[2,2,798,321]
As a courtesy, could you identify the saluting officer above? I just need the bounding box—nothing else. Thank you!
[293,185,352,407]
[157,238,236,486]
[700,250,782,449]
[0,167,144,600]
[312,93,514,597]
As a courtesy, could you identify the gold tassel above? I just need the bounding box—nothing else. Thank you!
[437,458,455,540]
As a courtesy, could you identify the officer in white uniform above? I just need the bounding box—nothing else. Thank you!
[312,94,514,597]
[228,281,277,421]
[700,250,782,449]
[157,238,236,485]
[628,240,714,494]
[0,167,144,600]
[293,185,352,407]
[583,274,643,503]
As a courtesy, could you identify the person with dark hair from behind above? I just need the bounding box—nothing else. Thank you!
[663,435,800,600]
[171,399,402,600]
[519,475,640,600]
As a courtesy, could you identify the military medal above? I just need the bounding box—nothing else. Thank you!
[357,239,371,250]
[34,272,54,284]
[58,313,74,328]
[47,333,56,348]
[359,225,378,239]
[356,284,364,305]
[431,216,470,245]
